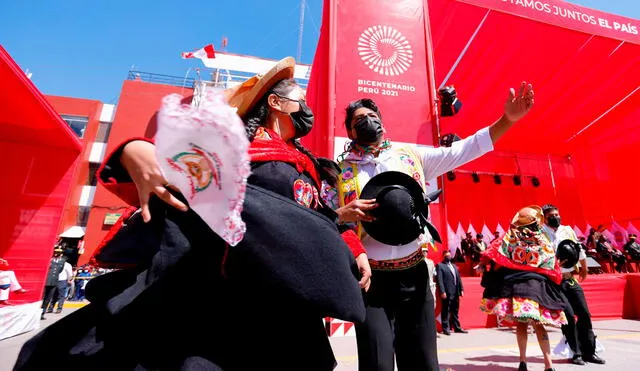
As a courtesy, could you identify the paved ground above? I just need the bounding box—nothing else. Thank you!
[1,304,638,370]
[331,319,640,370]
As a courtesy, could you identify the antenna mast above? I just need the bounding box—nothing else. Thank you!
[296,0,306,62]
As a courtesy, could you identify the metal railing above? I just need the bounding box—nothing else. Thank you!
[127,68,308,90]
[127,71,197,88]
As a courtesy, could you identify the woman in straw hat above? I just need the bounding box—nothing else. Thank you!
[14,58,367,371]
[479,206,569,371]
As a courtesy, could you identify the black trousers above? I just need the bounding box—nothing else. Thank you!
[440,296,461,332]
[41,285,57,314]
[355,262,439,371]
[560,279,596,358]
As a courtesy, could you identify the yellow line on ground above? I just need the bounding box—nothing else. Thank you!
[63,302,88,308]
[334,332,640,361]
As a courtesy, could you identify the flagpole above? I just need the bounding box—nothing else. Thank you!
[297,0,306,62]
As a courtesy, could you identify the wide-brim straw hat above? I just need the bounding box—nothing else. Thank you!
[224,57,295,118]
[511,205,544,227]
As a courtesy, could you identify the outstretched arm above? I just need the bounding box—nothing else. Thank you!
[419,82,534,180]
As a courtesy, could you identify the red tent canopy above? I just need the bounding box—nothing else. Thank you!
[0,45,81,307]
[427,0,640,234]
[430,0,639,155]
[307,0,640,249]
[0,47,82,151]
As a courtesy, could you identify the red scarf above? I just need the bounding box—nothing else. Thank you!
[248,128,320,188]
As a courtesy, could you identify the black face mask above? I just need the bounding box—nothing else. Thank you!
[354,116,383,144]
[443,256,452,262]
[547,215,561,228]
[289,101,314,139]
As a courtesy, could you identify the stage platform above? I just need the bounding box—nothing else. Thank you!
[325,273,640,336]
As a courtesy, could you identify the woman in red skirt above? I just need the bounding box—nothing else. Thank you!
[479,206,568,371]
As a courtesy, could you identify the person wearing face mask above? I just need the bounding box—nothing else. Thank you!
[541,204,605,365]
[324,82,535,371]
[15,58,367,371]
[435,250,466,335]
[40,248,66,320]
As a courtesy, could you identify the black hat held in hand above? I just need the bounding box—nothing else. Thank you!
[360,171,441,246]
[556,239,580,269]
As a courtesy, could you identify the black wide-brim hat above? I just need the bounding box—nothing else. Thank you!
[360,171,441,246]
[556,239,580,269]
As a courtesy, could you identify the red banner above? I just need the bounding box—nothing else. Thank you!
[306,0,444,249]
[458,0,640,45]
[332,0,436,150]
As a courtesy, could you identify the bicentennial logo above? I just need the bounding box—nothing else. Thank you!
[358,25,413,76]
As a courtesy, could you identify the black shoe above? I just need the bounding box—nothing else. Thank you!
[40,314,45,320]
[518,361,527,371]
[544,369,555,371]
[442,330,451,335]
[46,309,53,313]
[454,328,468,333]
[584,354,606,364]
[571,356,586,365]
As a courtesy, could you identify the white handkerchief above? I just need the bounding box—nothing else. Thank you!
[155,92,250,246]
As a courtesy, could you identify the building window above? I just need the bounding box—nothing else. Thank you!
[77,206,91,227]
[88,163,101,186]
[96,122,112,143]
[61,115,89,138]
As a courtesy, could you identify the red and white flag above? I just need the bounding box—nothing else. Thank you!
[181,44,216,60]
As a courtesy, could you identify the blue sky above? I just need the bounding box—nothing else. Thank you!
[1,0,638,102]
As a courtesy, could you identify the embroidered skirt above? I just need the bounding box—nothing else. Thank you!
[480,268,568,327]
[480,297,567,327]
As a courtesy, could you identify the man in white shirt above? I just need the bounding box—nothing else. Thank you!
[48,260,73,314]
[330,82,534,371]
[541,204,605,365]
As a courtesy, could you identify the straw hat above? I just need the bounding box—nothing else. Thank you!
[511,205,544,228]
[224,57,296,118]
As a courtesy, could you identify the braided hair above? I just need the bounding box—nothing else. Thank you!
[241,78,335,185]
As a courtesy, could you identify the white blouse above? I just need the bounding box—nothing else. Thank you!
[337,127,494,261]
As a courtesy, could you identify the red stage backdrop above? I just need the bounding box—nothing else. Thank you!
[0,45,82,305]
[307,0,437,156]
[306,0,445,255]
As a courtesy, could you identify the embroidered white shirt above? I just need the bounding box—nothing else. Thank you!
[337,127,494,261]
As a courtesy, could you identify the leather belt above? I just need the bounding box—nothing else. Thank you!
[369,248,424,271]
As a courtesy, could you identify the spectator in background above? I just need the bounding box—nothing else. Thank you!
[458,232,473,262]
[596,234,626,273]
[48,259,73,314]
[580,236,597,258]
[624,234,640,260]
[423,251,437,302]
[0,258,28,306]
[492,231,501,242]
[41,248,66,320]
[471,233,487,262]
[436,250,467,335]
[73,268,93,301]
